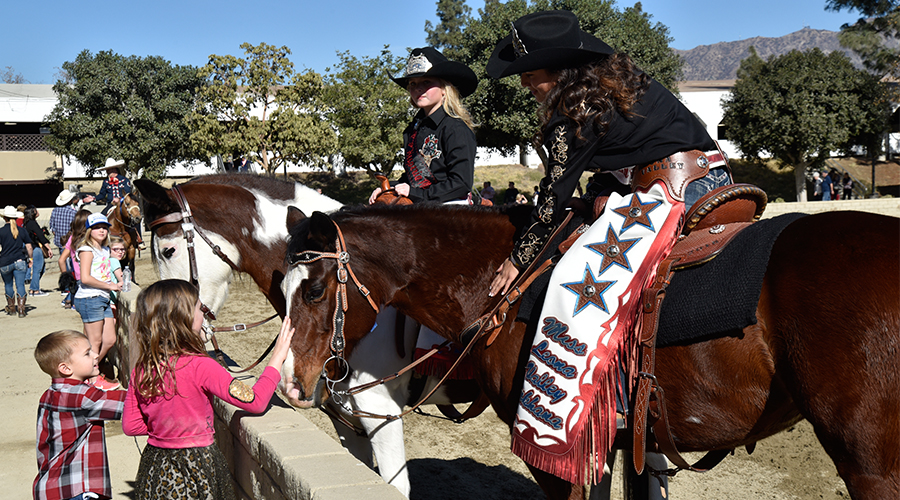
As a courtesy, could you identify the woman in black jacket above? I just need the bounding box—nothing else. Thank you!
[23,206,52,297]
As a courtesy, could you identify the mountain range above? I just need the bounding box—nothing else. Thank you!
[676,27,870,81]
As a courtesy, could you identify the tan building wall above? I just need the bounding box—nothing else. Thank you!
[0,151,61,181]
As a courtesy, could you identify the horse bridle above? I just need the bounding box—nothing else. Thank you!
[113,194,142,226]
[288,217,491,423]
[148,184,279,372]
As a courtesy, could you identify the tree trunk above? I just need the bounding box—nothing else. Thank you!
[794,160,809,202]
[518,143,528,167]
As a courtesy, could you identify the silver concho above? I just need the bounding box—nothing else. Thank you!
[697,155,709,169]
[583,285,596,298]
[511,22,528,58]
[629,207,642,218]
[606,245,620,257]
[405,53,432,76]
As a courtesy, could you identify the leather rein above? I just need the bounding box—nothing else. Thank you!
[147,184,280,374]
[287,214,572,425]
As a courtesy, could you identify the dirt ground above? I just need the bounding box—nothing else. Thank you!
[142,253,851,500]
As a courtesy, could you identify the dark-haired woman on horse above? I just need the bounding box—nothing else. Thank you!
[486,10,732,491]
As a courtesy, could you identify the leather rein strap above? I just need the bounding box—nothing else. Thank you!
[632,255,732,476]
[148,184,280,374]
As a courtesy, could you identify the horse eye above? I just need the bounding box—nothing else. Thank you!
[305,285,325,303]
[162,247,176,259]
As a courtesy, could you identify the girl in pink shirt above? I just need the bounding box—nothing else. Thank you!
[122,279,294,500]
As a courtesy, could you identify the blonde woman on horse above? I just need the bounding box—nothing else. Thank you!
[369,47,478,205]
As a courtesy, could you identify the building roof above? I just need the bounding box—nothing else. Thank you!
[0,84,57,123]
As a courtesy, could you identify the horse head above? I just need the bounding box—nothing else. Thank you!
[281,208,385,408]
[120,192,143,225]
[135,178,238,316]
[280,204,523,409]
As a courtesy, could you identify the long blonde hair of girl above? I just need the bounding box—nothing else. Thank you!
[440,80,476,131]
[130,279,206,398]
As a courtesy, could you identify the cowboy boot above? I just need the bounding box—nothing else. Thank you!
[5,295,14,315]
[17,295,27,318]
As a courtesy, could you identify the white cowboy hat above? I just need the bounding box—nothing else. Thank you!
[55,189,77,206]
[101,158,126,170]
[2,206,23,219]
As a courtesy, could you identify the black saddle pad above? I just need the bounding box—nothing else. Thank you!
[516,213,807,346]
[657,212,806,346]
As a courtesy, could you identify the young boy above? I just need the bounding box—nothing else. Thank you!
[33,330,126,500]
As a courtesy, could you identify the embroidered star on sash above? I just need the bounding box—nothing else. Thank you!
[561,264,615,316]
[612,194,662,233]
[585,225,640,275]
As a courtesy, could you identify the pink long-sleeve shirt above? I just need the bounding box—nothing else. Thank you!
[122,355,280,448]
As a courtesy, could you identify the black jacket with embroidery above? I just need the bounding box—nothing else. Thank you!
[397,107,476,203]
[510,78,715,269]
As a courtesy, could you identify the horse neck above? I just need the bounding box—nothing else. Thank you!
[343,210,515,340]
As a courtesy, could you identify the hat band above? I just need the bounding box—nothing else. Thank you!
[511,23,528,58]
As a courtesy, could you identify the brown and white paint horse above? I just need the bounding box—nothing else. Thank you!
[138,174,450,497]
[281,204,899,500]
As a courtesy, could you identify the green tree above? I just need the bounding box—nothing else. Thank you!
[827,0,900,77]
[457,0,683,164]
[721,47,885,201]
[187,42,337,177]
[322,48,410,177]
[425,0,473,60]
[44,50,203,179]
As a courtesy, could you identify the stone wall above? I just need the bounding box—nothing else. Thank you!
[213,398,405,500]
[761,197,900,219]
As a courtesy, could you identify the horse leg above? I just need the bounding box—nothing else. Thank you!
[334,307,415,497]
[761,212,900,499]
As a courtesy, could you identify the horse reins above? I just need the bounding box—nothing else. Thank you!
[148,183,280,374]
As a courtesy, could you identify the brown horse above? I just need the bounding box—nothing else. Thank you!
[281,204,899,500]
[106,192,142,274]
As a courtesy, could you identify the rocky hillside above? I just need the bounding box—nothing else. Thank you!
[676,27,867,81]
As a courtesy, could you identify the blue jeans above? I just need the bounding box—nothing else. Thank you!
[684,167,733,212]
[0,259,27,297]
[28,249,45,292]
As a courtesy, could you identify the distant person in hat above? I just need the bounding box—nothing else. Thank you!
[96,158,133,213]
[485,10,733,494]
[368,47,478,205]
[1,205,33,317]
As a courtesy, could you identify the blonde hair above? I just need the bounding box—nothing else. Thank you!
[109,235,125,249]
[4,217,17,239]
[440,80,476,131]
[130,279,205,398]
[35,330,88,377]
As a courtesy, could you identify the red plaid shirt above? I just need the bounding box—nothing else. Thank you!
[34,378,126,500]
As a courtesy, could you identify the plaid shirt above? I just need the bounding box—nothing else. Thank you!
[48,206,76,249]
[34,378,126,500]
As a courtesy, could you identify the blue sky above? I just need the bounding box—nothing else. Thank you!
[3,0,862,85]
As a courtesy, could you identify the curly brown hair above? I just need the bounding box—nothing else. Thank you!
[535,53,650,146]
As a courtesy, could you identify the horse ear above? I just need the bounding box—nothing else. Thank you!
[134,178,178,216]
[308,211,337,251]
[286,206,307,232]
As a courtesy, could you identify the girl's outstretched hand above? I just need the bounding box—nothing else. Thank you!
[268,317,295,370]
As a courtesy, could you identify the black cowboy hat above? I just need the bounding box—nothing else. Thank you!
[486,10,615,79]
[391,47,478,97]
